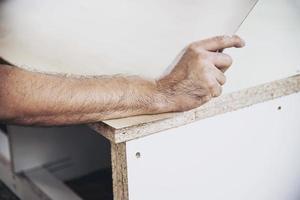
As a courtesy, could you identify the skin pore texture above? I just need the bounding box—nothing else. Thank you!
[0,35,245,126]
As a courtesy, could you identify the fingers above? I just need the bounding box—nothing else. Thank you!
[212,67,226,85]
[203,63,227,86]
[161,35,243,112]
[207,81,222,97]
[203,74,223,98]
[210,52,233,72]
[190,35,245,52]
[212,85,222,97]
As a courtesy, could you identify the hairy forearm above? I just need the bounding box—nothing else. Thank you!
[0,65,167,125]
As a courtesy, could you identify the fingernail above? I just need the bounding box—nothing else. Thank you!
[233,35,246,47]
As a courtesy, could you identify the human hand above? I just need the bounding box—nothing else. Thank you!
[157,35,245,112]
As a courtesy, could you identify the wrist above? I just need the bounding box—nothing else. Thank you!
[129,77,171,115]
[150,79,175,114]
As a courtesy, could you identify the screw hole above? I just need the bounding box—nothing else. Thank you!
[135,152,141,158]
[277,106,282,110]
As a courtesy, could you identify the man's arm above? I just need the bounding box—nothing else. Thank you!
[0,66,164,125]
[0,35,244,126]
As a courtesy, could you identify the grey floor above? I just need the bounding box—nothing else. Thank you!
[0,181,19,200]
[66,169,113,200]
[0,169,112,200]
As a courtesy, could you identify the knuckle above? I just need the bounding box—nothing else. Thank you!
[232,35,241,42]
[214,35,228,45]
[187,45,207,59]
[187,43,202,53]
[196,52,208,63]
[187,43,197,52]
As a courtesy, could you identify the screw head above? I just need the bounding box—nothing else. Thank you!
[135,152,141,158]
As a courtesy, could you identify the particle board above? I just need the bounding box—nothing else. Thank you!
[111,143,129,200]
[91,74,300,143]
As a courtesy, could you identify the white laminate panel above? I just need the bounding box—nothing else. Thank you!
[224,0,300,93]
[103,0,300,132]
[126,92,300,200]
[0,0,256,78]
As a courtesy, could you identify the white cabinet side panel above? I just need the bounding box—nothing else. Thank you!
[127,92,300,200]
